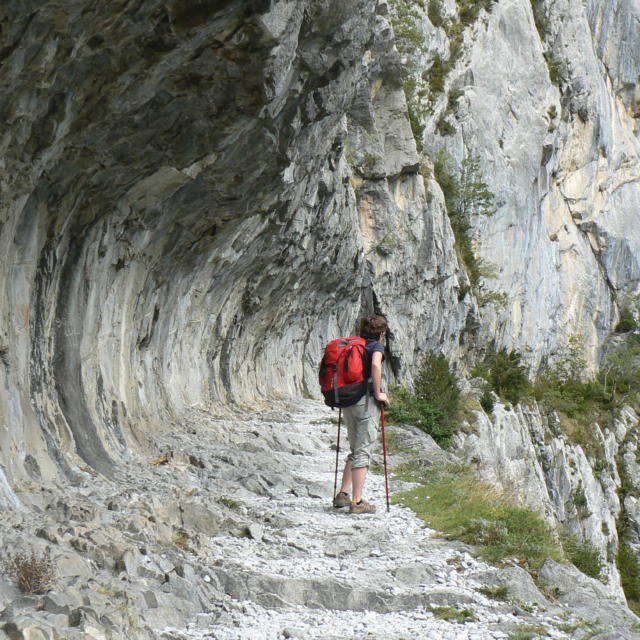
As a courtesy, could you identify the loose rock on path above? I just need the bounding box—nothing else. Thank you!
[161,402,612,640]
[1,401,636,640]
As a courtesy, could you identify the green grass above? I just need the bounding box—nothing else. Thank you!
[217,496,240,509]
[394,464,563,569]
[509,623,549,640]
[431,605,476,622]
[476,585,509,600]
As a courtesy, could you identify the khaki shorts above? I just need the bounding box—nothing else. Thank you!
[342,394,380,469]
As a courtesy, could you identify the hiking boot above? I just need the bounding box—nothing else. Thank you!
[333,491,351,508]
[349,499,376,514]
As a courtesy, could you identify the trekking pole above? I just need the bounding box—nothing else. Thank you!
[333,409,342,499]
[380,406,390,513]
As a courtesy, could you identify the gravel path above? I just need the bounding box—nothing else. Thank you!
[163,401,583,640]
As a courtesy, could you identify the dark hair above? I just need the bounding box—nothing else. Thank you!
[359,315,388,340]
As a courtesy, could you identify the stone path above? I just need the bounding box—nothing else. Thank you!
[2,400,634,640]
[162,401,588,640]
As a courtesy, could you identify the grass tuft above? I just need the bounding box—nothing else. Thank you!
[431,605,476,622]
[476,584,509,600]
[149,453,169,466]
[217,496,240,509]
[173,530,189,549]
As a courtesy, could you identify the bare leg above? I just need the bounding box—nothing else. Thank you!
[339,460,352,495]
[351,466,368,504]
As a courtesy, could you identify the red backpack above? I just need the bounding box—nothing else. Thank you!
[319,337,368,408]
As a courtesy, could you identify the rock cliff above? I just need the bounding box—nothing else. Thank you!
[414,0,640,372]
[458,397,636,601]
[2,0,640,637]
[0,0,470,495]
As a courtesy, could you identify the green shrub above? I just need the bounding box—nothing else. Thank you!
[617,542,640,610]
[599,341,640,407]
[543,51,564,85]
[415,353,460,422]
[428,0,445,27]
[436,116,456,136]
[392,0,495,127]
[408,108,426,151]
[615,295,640,334]
[387,385,443,432]
[433,151,494,287]
[433,149,458,203]
[362,152,377,170]
[530,0,549,41]
[389,0,430,150]
[458,0,481,26]
[457,0,498,25]
[616,306,638,333]
[428,54,448,95]
[561,534,605,581]
[475,348,530,405]
[532,336,617,427]
[386,353,460,447]
[447,87,464,110]
[479,386,495,413]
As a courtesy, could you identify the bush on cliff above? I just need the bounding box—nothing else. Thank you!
[560,534,605,582]
[532,333,640,424]
[434,151,494,287]
[472,347,530,405]
[387,353,460,448]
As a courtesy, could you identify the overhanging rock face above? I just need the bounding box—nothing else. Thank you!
[0,1,469,483]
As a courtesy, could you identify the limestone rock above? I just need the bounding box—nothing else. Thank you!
[0,0,638,637]
[539,559,638,637]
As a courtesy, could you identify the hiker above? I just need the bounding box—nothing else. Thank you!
[333,315,389,514]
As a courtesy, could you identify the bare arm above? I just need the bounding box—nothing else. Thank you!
[371,351,389,405]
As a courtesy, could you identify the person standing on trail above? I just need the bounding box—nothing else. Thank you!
[333,315,389,514]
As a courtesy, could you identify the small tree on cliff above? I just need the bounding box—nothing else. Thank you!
[434,151,495,286]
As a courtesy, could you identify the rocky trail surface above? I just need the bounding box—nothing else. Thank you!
[1,402,638,640]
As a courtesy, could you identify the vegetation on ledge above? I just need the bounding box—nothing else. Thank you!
[386,352,460,448]
[394,463,564,570]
